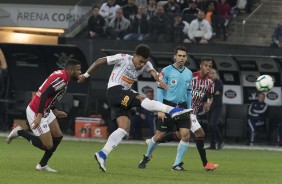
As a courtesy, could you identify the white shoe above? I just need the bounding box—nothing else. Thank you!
[35,164,57,172]
[170,108,193,119]
[94,152,106,172]
[6,125,22,144]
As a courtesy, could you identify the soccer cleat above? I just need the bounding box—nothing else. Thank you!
[35,164,57,172]
[204,162,219,171]
[172,162,186,171]
[94,151,107,172]
[138,155,150,169]
[145,139,154,158]
[217,142,224,150]
[6,124,22,144]
[169,108,193,120]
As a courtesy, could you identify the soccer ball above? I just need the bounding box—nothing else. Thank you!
[255,75,274,92]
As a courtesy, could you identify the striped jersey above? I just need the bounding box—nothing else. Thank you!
[107,54,154,90]
[157,64,193,109]
[192,71,214,114]
[29,70,69,117]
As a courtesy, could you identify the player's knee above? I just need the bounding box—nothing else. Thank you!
[44,142,54,150]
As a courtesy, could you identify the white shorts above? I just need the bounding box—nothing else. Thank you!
[190,114,202,133]
[26,106,56,136]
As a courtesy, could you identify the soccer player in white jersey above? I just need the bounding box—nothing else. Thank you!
[78,44,192,172]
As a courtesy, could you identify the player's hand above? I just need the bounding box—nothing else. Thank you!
[77,74,86,83]
[158,81,169,90]
[53,109,67,118]
[157,112,166,122]
[31,114,42,130]
[203,102,211,112]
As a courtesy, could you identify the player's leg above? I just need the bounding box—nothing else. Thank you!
[191,114,219,171]
[247,118,255,146]
[94,115,130,172]
[140,97,192,119]
[138,130,167,169]
[172,127,190,171]
[36,117,63,171]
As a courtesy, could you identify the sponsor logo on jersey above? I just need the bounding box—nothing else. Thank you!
[121,75,134,84]
[192,90,205,98]
[121,95,130,107]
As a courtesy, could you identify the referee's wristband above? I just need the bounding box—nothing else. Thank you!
[83,72,90,78]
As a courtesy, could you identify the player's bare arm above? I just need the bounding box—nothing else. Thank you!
[53,109,68,118]
[78,57,108,83]
[149,69,169,90]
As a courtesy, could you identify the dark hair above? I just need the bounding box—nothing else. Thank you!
[174,46,187,55]
[135,44,151,59]
[65,59,81,69]
[200,57,213,63]
[92,5,99,10]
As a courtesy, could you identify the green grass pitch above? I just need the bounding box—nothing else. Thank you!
[1,137,282,184]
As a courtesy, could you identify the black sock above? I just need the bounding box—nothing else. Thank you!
[159,132,180,143]
[196,137,208,166]
[39,136,63,167]
[18,130,46,151]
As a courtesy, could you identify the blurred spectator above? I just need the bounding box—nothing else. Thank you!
[205,1,218,33]
[106,8,131,40]
[247,92,268,146]
[163,0,181,22]
[182,0,201,23]
[167,12,190,43]
[207,68,224,150]
[88,5,106,39]
[143,5,170,42]
[245,0,253,14]
[187,11,212,44]
[122,0,138,21]
[215,0,231,41]
[271,23,282,48]
[147,0,157,20]
[99,0,121,22]
[116,0,128,7]
[175,0,189,12]
[123,5,149,41]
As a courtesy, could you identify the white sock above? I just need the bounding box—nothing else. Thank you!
[141,98,173,113]
[102,128,127,156]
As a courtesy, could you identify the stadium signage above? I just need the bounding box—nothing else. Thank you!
[0,3,91,28]
[219,62,232,68]
[266,91,278,100]
[225,89,237,99]
[245,74,257,82]
[261,63,273,69]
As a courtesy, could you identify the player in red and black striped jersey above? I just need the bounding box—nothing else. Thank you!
[6,59,81,172]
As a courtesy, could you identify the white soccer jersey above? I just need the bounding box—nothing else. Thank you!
[107,54,154,90]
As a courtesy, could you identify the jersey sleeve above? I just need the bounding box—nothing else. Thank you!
[106,54,126,65]
[157,68,167,102]
[143,61,154,73]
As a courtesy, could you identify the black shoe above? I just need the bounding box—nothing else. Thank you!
[205,146,216,150]
[217,142,224,150]
[172,162,186,171]
[138,155,150,169]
